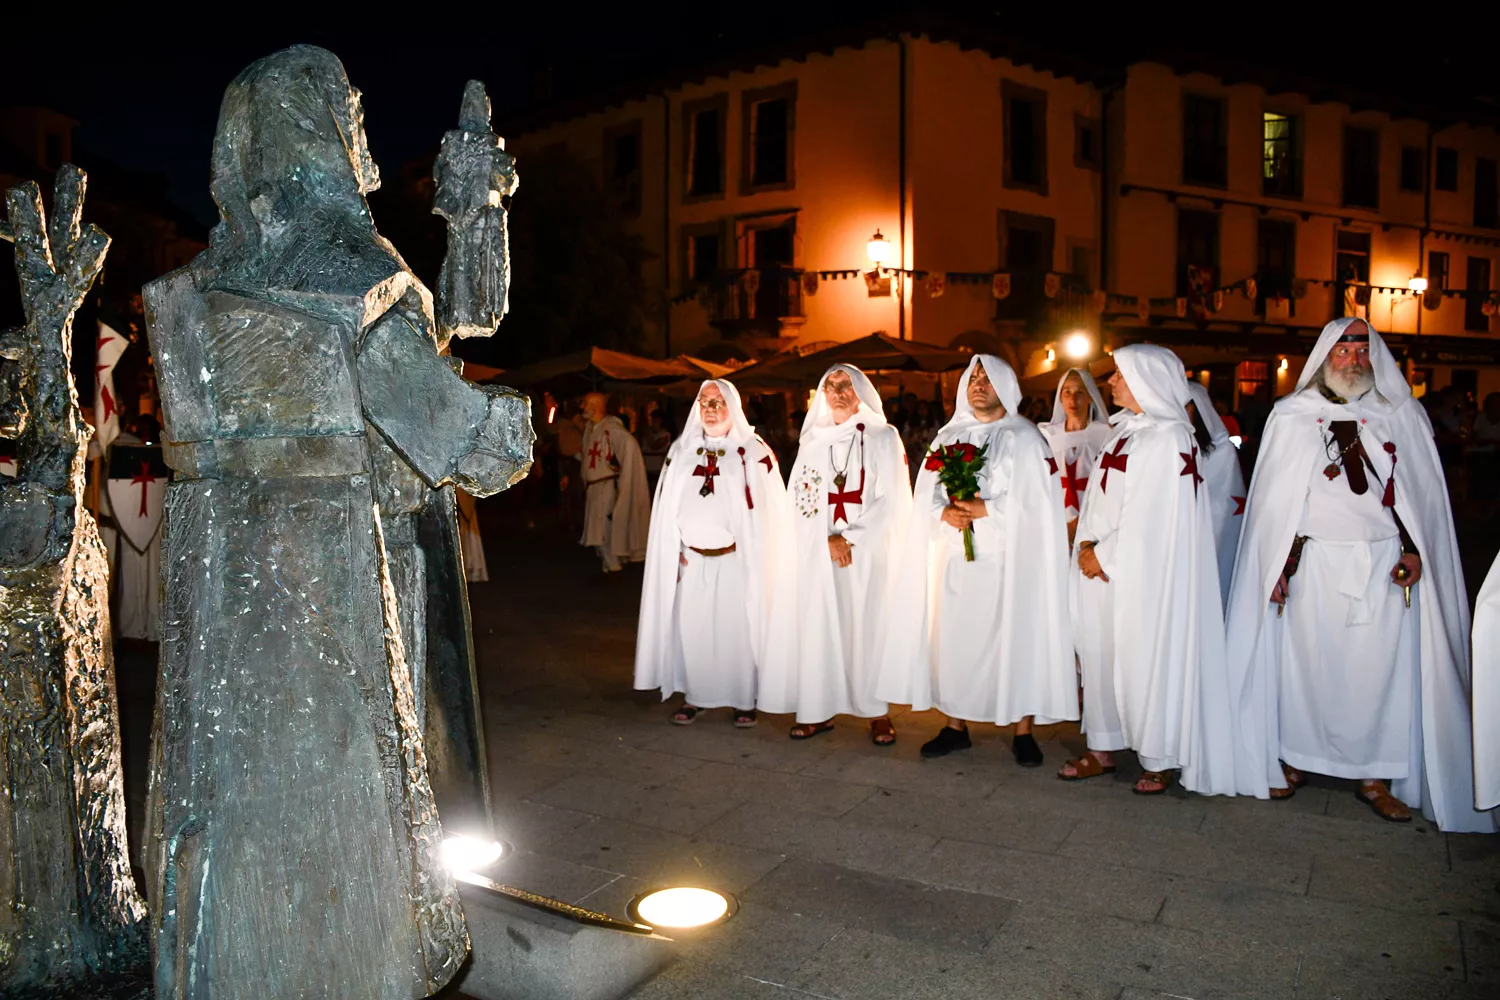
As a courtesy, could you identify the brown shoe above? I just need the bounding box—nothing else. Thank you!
[1356,782,1412,823]
[1057,754,1116,781]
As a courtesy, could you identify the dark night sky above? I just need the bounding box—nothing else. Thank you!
[6,6,1497,228]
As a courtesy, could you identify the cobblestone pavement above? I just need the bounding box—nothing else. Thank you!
[466,508,1498,1000]
[114,503,1500,1000]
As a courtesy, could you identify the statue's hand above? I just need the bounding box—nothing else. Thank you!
[452,386,535,497]
[6,167,111,332]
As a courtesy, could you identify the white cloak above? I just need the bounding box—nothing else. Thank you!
[875,355,1076,726]
[1072,345,1235,793]
[1474,553,1500,810]
[1186,381,1246,605]
[580,415,651,562]
[634,380,796,707]
[1038,368,1115,524]
[761,365,912,722]
[1224,318,1495,831]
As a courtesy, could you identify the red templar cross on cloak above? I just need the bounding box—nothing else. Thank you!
[130,460,156,517]
[693,453,721,496]
[828,466,865,525]
[1232,495,1246,516]
[1180,446,1203,494]
[1098,437,1129,493]
[586,441,603,469]
[1061,459,1088,511]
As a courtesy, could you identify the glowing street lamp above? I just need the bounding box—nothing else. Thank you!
[627,887,738,931]
[1409,272,1428,293]
[441,835,507,874]
[1064,332,1092,360]
[866,230,893,267]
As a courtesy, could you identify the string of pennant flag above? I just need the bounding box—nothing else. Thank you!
[670,264,1500,320]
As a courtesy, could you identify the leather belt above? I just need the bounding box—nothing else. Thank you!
[586,475,620,487]
[688,543,737,557]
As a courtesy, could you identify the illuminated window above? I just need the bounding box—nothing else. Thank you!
[1262,113,1301,198]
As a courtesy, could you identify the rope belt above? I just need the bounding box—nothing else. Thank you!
[688,543,737,558]
[586,475,620,487]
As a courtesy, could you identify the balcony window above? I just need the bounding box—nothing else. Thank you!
[1436,147,1459,191]
[1475,158,1498,229]
[1176,209,1218,296]
[1466,256,1492,332]
[742,83,796,191]
[688,230,720,285]
[1003,81,1048,194]
[1183,94,1227,187]
[1336,229,1371,317]
[1399,146,1424,192]
[1256,219,1296,314]
[1428,251,1449,292]
[1342,127,1380,209]
[1262,113,1301,198]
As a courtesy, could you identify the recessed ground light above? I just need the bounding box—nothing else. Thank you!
[626,887,738,930]
[441,835,507,873]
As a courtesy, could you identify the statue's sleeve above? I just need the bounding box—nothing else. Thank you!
[357,309,534,498]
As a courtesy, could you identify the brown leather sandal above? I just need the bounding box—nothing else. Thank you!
[1269,763,1305,800]
[870,718,896,746]
[1132,770,1175,796]
[789,720,834,740]
[1058,754,1116,781]
[1356,783,1412,823]
[670,705,700,725]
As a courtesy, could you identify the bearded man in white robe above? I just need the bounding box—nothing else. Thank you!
[876,355,1075,767]
[1062,345,1235,796]
[634,380,794,727]
[1225,318,1494,831]
[1185,380,1246,605]
[579,391,651,572]
[759,365,911,745]
[1474,553,1500,812]
[1038,368,1114,544]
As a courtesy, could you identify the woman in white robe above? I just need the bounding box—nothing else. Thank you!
[1475,553,1500,812]
[1185,381,1246,606]
[876,355,1076,766]
[759,365,911,744]
[1037,368,1114,540]
[634,380,795,726]
[1064,345,1236,796]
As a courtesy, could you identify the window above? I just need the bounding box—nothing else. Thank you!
[1429,251,1449,291]
[684,96,727,199]
[1176,210,1219,295]
[1336,229,1371,317]
[1342,127,1380,209]
[1399,146,1424,192]
[1000,211,1054,272]
[1003,82,1048,194]
[1074,115,1101,170]
[1262,113,1301,198]
[1183,95,1227,187]
[742,82,796,192]
[603,121,642,217]
[1466,256,1492,332]
[1256,219,1297,312]
[1475,158,1498,229]
[1070,244,1094,283]
[687,229,721,284]
[1436,147,1459,191]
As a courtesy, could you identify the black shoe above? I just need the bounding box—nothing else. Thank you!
[921,726,972,758]
[1011,732,1043,767]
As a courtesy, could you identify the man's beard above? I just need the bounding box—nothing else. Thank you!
[1320,363,1375,400]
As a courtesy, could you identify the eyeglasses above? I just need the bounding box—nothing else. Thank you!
[699,398,728,411]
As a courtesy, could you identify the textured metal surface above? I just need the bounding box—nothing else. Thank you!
[0,169,149,994]
[141,45,532,1000]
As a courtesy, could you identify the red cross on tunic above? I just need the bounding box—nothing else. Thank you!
[828,465,865,525]
[1098,437,1129,493]
[693,452,721,495]
[1180,446,1203,494]
[586,441,604,469]
[1232,495,1246,516]
[1046,456,1058,476]
[130,460,156,517]
[1061,459,1087,511]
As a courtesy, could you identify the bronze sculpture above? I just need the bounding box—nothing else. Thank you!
[0,168,149,994]
[142,45,532,998]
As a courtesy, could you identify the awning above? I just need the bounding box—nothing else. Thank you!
[729,333,973,391]
[480,347,733,393]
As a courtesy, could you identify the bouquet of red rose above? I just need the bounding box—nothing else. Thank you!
[924,440,988,561]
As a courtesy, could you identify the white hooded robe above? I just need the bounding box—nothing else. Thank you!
[875,355,1076,726]
[1186,380,1247,605]
[1474,553,1500,811]
[1072,345,1236,793]
[634,380,795,710]
[760,365,912,723]
[580,414,651,564]
[1038,368,1115,525]
[1224,318,1494,832]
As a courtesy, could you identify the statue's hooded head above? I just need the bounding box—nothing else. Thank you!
[208,45,380,262]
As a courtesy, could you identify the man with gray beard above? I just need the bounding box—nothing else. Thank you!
[1224,318,1495,832]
